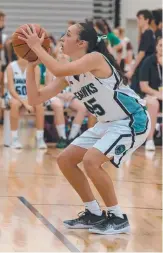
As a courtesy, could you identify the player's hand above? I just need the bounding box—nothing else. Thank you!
[23,101,34,113]
[18,24,45,51]
[28,58,41,67]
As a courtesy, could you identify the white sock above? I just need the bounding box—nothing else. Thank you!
[84,200,102,216]
[107,205,124,218]
[36,130,44,139]
[11,130,18,139]
[68,124,81,140]
[56,124,66,139]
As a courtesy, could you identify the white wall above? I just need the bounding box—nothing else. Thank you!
[121,0,162,52]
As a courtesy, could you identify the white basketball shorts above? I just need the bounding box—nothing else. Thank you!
[71,111,151,168]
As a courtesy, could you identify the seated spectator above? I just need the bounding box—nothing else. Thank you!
[46,40,87,148]
[0,10,8,124]
[140,37,162,151]
[46,70,87,149]
[6,57,47,149]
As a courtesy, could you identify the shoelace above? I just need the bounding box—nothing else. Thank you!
[77,210,90,219]
[107,211,116,219]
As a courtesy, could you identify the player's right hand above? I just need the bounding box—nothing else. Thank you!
[23,101,34,113]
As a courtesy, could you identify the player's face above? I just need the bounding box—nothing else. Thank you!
[156,39,162,57]
[62,24,86,56]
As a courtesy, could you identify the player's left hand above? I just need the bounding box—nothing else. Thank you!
[18,24,45,51]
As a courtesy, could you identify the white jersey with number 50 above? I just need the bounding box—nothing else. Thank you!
[66,54,145,122]
[10,61,27,98]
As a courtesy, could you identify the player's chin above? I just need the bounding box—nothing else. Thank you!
[62,45,69,55]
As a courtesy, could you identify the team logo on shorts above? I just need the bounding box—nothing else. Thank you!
[115,145,126,155]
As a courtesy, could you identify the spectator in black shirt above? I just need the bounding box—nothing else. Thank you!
[128,9,156,95]
[151,9,162,39]
[140,37,162,151]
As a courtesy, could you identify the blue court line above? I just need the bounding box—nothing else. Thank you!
[18,196,80,252]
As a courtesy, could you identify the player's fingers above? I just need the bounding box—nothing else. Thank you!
[31,24,37,35]
[20,28,29,38]
[26,25,33,35]
[18,36,28,43]
[40,32,45,44]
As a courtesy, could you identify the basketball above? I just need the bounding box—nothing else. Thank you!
[12,24,51,62]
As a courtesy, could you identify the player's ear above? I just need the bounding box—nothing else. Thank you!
[78,40,87,48]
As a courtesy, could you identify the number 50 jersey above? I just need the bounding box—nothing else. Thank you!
[66,55,146,122]
[10,61,27,98]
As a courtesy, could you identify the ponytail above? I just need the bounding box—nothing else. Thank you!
[78,23,127,86]
[95,40,128,85]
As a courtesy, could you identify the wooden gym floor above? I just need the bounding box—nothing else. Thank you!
[0,125,162,252]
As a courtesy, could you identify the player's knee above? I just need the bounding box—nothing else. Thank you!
[35,104,44,113]
[51,101,63,112]
[77,104,87,114]
[83,154,98,177]
[57,151,71,169]
[10,99,21,111]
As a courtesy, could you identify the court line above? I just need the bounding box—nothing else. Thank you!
[18,196,80,252]
[31,203,162,210]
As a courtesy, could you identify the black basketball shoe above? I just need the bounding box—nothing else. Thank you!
[63,209,106,229]
[89,211,130,235]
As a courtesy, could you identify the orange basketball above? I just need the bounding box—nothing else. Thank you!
[12,24,51,62]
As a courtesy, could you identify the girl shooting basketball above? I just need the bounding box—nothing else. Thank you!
[18,23,150,235]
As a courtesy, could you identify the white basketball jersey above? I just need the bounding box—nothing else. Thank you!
[66,55,146,122]
[11,61,27,98]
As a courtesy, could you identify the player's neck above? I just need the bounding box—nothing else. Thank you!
[69,50,86,61]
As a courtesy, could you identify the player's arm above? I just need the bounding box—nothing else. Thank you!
[26,64,68,106]
[19,25,111,77]
[7,64,25,105]
[31,48,103,77]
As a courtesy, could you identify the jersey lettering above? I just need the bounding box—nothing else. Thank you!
[74,83,98,100]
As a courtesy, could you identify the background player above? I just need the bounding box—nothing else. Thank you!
[6,56,47,149]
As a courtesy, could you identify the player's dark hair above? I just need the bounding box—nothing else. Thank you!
[78,23,127,85]
[136,9,153,24]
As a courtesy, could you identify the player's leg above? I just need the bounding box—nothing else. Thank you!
[88,116,150,234]
[9,97,22,148]
[35,103,47,149]
[87,113,97,128]
[57,128,107,229]
[68,98,87,142]
[145,95,159,151]
[51,97,67,148]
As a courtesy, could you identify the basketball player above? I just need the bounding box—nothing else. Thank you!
[6,56,47,149]
[19,23,151,235]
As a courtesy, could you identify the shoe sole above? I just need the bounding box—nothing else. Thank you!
[89,226,131,235]
[64,223,93,229]
[64,219,106,229]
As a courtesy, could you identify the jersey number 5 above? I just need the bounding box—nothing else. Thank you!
[84,98,105,116]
